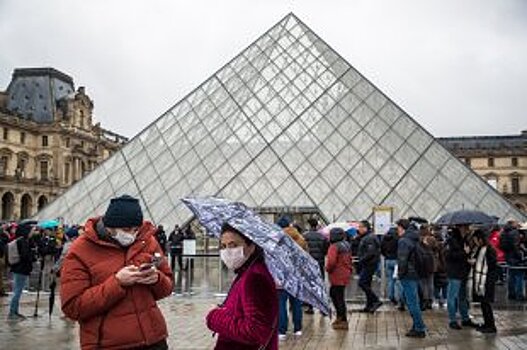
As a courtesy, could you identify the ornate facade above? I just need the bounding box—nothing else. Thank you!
[0,68,127,220]
[439,130,527,214]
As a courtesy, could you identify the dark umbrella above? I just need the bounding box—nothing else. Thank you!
[182,197,331,315]
[435,210,496,226]
[49,277,57,318]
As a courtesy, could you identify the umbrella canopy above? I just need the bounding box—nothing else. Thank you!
[38,219,60,229]
[182,197,331,315]
[435,210,496,226]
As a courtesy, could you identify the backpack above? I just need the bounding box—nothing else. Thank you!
[414,241,435,278]
[7,238,20,265]
[499,231,515,253]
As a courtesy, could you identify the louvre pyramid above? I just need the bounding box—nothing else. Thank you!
[35,13,526,225]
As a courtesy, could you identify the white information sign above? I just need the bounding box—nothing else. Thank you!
[183,239,196,256]
[373,206,393,235]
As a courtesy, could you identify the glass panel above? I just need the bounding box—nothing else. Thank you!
[186,163,210,191]
[335,175,361,204]
[392,115,416,139]
[335,144,361,173]
[377,129,404,156]
[350,131,375,156]
[306,176,332,203]
[103,151,126,175]
[365,90,387,113]
[158,163,182,190]
[319,191,346,221]
[135,164,158,191]
[109,166,133,190]
[441,159,469,188]
[248,177,274,206]
[377,102,401,126]
[364,175,391,205]
[89,180,114,208]
[352,79,374,100]
[320,161,346,188]
[307,145,333,173]
[351,104,375,127]
[121,137,144,162]
[142,180,166,206]
[411,158,437,187]
[264,161,290,191]
[394,143,419,170]
[350,191,374,219]
[324,130,347,156]
[407,127,433,154]
[459,173,490,206]
[148,194,174,224]
[426,174,456,207]
[394,174,421,206]
[352,159,376,188]
[379,159,406,187]
[423,142,451,170]
[363,116,389,141]
[409,190,442,221]
[340,68,362,89]
[443,192,475,212]
[365,143,390,171]
[114,180,140,199]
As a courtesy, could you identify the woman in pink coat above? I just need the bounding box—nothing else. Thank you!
[206,223,278,350]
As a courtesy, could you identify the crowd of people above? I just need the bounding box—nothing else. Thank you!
[1,193,527,348]
[277,216,527,339]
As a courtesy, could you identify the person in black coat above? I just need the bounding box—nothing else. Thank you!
[471,229,498,333]
[445,227,479,330]
[155,225,168,255]
[357,220,382,313]
[8,223,36,320]
[381,227,398,304]
[168,225,184,271]
[303,218,329,314]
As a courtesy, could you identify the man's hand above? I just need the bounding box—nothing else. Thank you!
[115,265,142,287]
[135,265,159,285]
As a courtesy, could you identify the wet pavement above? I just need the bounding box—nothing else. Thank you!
[2,259,527,349]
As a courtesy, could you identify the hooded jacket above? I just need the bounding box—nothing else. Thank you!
[380,229,398,260]
[207,252,278,350]
[60,217,173,350]
[357,231,380,271]
[326,230,352,286]
[397,226,419,280]
[303,229,329,263]
[445,231,470,280]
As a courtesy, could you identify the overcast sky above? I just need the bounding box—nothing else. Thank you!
[1,0,526,138]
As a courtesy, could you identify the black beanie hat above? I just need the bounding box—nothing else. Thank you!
[103,195,143,228]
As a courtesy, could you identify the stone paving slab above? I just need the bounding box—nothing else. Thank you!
[3,293,527,350]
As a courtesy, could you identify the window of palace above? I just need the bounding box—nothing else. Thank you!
[464,158,471,166]
[0,156,8,175]
[42,135,48,147]
[65,163,70,184]
[488,157,495,167]
[512,177,520,194]
[65,137,70,148]
[512,157,518,167]
[40,161,49,180]
[20,132,25,144]
[3,128,8,141]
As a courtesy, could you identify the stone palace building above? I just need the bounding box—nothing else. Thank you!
[0,67,127,220]
[440,130,527,214]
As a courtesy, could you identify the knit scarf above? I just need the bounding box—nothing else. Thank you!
[473,246,488,297]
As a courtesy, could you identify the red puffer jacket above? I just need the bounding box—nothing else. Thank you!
[206,252,278,350]
[489,229,505,263]
[326,241,353,286]
[60,217,173,350]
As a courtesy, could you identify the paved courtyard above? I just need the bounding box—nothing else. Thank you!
[3,261,527,349]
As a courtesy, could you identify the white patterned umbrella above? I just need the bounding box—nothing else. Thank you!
[181,196,331,315]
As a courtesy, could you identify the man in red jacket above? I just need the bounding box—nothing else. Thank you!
[60,195,173,350]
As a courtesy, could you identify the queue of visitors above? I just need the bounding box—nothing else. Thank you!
[1,193,526,348]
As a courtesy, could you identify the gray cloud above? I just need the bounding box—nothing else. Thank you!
[1,0,526,138]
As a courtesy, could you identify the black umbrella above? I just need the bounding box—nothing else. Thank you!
[49,277,56,318]
[435,210,496,226]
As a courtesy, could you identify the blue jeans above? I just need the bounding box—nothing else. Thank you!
[9,273,28,316]
[508,269,525,299]
[447,279,469,323]
[278,290,302,334]
[400,279,426,332]
[385,259,397,301]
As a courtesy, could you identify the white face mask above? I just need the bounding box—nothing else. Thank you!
[220,246,247,270]
[113,230,137,247]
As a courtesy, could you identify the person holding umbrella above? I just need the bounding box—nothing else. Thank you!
[182,197,330,349]
[206,223,279,350]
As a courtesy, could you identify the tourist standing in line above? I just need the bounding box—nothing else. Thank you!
[357,220,382,313]
[326,227,352,330]
[471,229,498,334]
[396,219,426,338]
[303,218,328,314]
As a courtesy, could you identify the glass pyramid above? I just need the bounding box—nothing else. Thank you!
[35,13,526,225]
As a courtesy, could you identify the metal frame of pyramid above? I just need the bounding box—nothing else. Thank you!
[35,13,526,225]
